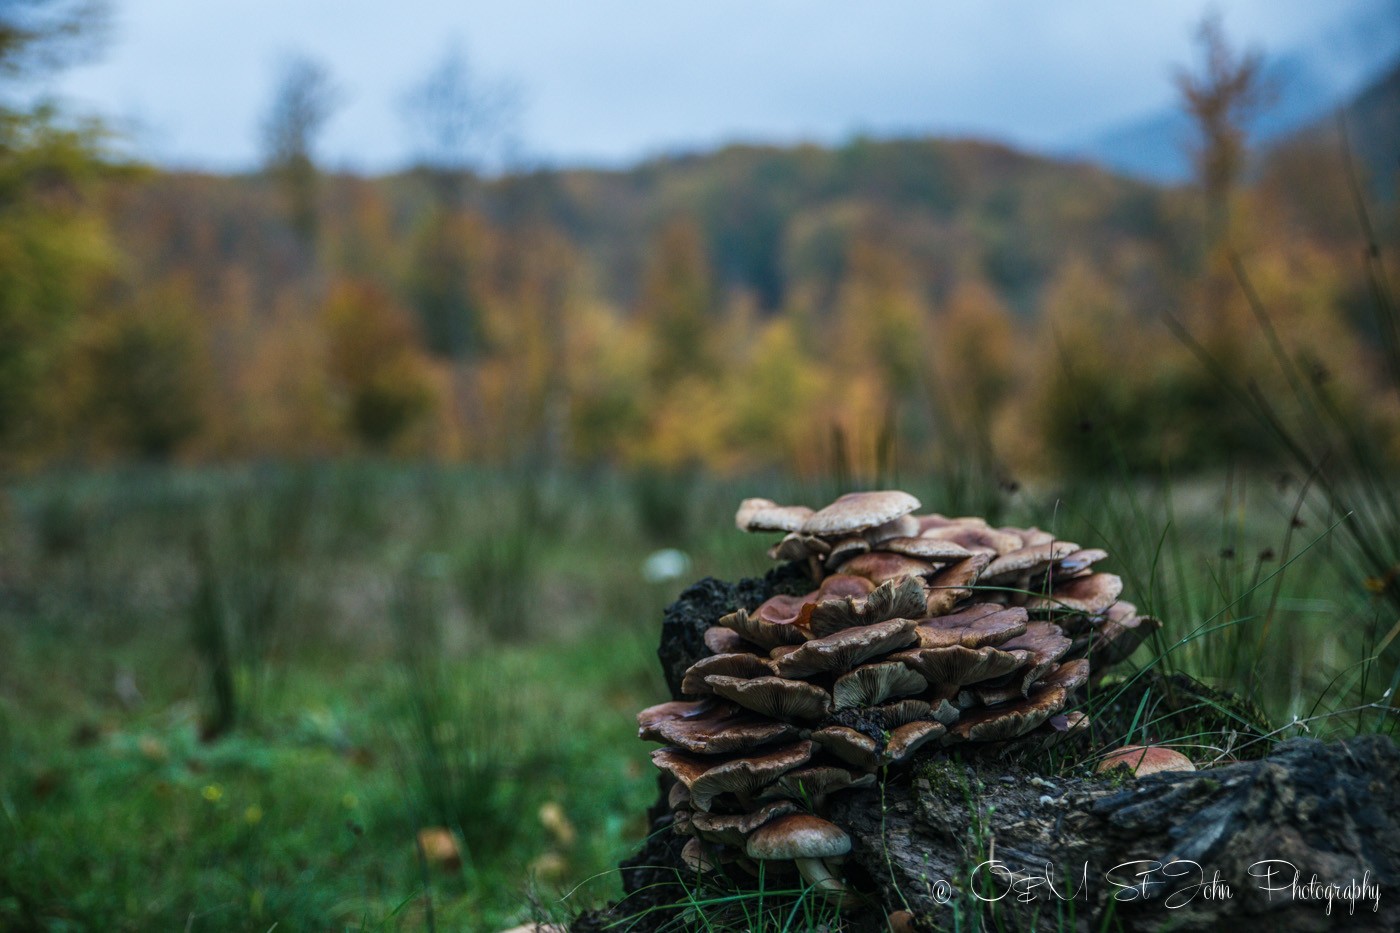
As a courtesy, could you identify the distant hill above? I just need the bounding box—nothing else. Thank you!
[1288,57,1400,199]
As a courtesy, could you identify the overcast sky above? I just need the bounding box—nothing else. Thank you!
[36,0,1400,172]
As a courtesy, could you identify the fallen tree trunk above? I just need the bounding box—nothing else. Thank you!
[576,571,1400,932]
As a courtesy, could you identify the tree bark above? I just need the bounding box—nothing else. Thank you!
[575,571,1400,932]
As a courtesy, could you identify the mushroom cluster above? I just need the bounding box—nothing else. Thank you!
[637,490,1160,899]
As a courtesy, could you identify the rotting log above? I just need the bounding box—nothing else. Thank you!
[575,571,1400,932]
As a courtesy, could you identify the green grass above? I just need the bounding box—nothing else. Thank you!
[0,461,1394,931]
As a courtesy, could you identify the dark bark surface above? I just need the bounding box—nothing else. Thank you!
[575,571,1400,933]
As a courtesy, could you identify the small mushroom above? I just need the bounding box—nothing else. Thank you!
[981,541,1081,585]
[681,837,722,874]
[736,499,815,533]
[681,653,774,696]
[882,720,946,765]
[836,551,937,586]
[704,674,832,722]
[638,698,802,753]
[720,606,808,651]
[924,554,991,615]
[1027,573,1124,616]
[806,575,926,638]
[916,604,1029,649]
[879,536,974,562]
[759,764,875,808]
[810,725,881,770]
[652,740,814,811]
[833,661,927,709]
[690,799,799,846]
[950,685,1069,742]
[769,618,919,678]
[745,813,852,899]
[1097,744,1195,777]
[892,644,1030,688]
[801,490,921,537]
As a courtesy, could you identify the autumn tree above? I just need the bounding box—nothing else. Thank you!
[261,54,338,246]
[637,219,719,387]
[1175,12,1273,243]
[0,0,116,465]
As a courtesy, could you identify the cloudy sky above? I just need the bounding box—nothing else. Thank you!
[36,0,1400,172]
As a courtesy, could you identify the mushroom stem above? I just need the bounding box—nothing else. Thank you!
[795,856,847,900]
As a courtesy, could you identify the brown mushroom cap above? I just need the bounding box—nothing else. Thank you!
[876,698,933,727]
[1097,744,1195,777]
[770,618,919,678]
[691,800,799,846]
[681,653,774,696]
[921,523,1022,555]
[720,607,809,651]
[638,699,801,753]
[997,621,1073,694]
[892,644,1030,687]
[737,499,815,533]
[823,536,871,570]
[835,551,937,585]
[879,536,975,562]
[1057,548,1109,575]
[801,490,921,537]
[981,540,1081,584]
[950,685,1069,742]
[704,674,833,722]
[759,764,876,805]
[924,553,992,615]
[807,575,927,637]
[681,837,721,873]
[1085,611,1162,668]
[746,813,852,861]
[653,741,814,811]
[863,513,921,546]
[882,720,947,764]
[833,661,927,709]
[810,725,881,770]
[916,604,1029,649]
[1028,573,1124,616]
[704,626,757,655]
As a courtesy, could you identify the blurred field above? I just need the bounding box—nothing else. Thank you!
[1,463,1393,930]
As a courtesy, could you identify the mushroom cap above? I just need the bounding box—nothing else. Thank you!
[770,618,919,678]
[916,604,1029,649]
[950,685,1069,742]
[704,674,833,722]
[653,741,814,811]
[638,698,801,753]
[921,523,1022,555]
[879,536,974,562]
[681,653,774,696]
[768,532,830,562]
[681,837,721,873]
[1028,573,1124,616]
[801,490,921,537]
[892,644,1030,688]
[746,813,851,861]
[691,799,799,846]
[863,513,921,546]
[981,540,1081,584]
[1085,611,1162,668]
[823,535,871,570]
[833,661,927,709]
[1057,548,1109,575]
[810,725,881,770]
[759,764,876,804]
[875,698,933,727]
[882,720,947,765]
[807,575,927,638]
[836,551,936,586]
[704,626,756,655]
[925,553,992,615]
[1097,744,1196,777]
[720,606,809,651]
[997,621,1073,694]
[736,499,814,533]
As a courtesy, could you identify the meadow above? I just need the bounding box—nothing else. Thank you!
[1,461,1393,931]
